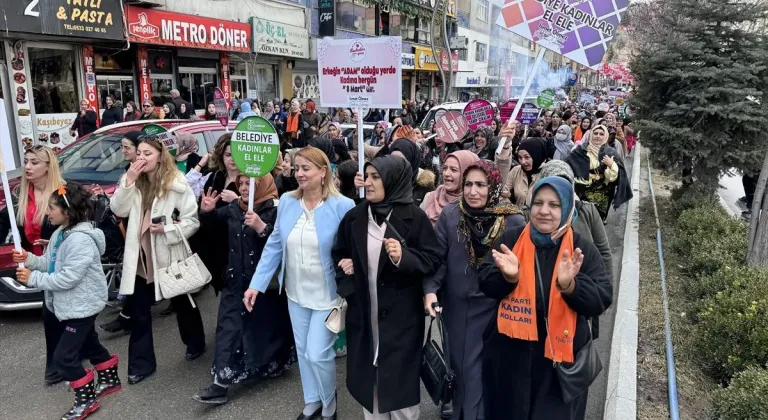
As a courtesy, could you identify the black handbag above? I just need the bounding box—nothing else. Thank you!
[534,252,603,403]
[420,307,455,405]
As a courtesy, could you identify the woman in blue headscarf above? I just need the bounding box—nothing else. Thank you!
[478,176,613,420]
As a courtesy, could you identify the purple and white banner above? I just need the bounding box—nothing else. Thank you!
[497,0,629,68]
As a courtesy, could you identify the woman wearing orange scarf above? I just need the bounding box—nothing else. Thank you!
[478,177,612,420]
[573,117,592,144]
[285,99,305,147]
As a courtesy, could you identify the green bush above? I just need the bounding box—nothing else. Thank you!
[684,265,768,302]
[711,367,768,420]
[675,207,747,278]
[669,183,719,217]
[695,279,768,381]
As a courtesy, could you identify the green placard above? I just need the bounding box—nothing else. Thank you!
[537,89,555,109]
[619,103,628,117]
[141,124,177,156]
[231,116,280,178]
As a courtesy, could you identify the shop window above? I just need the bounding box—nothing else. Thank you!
[416,18,432,44]
[475,43,487,62]
[336,0,376,36]
[476,0,489,22]
[179,72,218,111]
[28,47,78,114]
[97,76,135,108]
[250,64,277,106]
[151,77,173,108]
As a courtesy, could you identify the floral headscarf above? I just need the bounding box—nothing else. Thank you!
[457,160,521,268]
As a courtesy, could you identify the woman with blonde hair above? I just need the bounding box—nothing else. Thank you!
[244,146,355,420]
[0,145,64,384]
[110,136,205,385]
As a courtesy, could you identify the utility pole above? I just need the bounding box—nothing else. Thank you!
[429,0,452,103]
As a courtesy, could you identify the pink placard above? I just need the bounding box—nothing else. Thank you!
[317,37,403,109]
[499,100,518,123]
[462,99,494,131]
[434,111,469,144]
[213,88,229,128]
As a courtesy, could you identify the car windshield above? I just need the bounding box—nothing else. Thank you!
[57,132,127,185]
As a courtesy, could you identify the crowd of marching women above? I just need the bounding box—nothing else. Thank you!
[3,96,634,420]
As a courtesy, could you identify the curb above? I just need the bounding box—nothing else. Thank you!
[717,194,738,218]
[603,143,641,420]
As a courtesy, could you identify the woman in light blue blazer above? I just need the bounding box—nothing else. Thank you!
[244,146,354,420]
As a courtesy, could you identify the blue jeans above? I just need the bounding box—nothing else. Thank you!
[287,299,336,406]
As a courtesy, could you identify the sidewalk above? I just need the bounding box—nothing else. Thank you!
[718,173,745,217]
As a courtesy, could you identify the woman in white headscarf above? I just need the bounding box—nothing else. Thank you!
[553,124,575,160]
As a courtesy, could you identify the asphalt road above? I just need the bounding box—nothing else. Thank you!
[0,161,632,420]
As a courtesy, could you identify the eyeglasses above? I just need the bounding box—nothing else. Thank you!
[143,104,152,108]
[24,144,45,152]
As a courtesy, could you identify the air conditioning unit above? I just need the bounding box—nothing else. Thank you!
[450,36,468,50]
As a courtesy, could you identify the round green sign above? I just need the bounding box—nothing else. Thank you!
[537,89,555,109]
[141,124,177,156]
[231,116,280,178]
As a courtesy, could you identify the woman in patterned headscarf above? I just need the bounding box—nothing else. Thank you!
[424,160,525,420]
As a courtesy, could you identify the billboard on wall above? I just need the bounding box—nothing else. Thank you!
[496,0,629,68]
[0,0,124,40]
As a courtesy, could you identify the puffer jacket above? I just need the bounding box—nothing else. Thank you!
[25,222,107,320]
[110,172,200,300]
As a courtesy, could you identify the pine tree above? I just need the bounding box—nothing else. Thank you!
[629,0,768,189]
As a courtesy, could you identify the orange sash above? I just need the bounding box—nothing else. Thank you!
[287,112,300,136]
[496,224,578,363]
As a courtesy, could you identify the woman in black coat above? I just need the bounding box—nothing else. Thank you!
[333,155,441,418]
[100,96,123,127]
[478,176,613,420]
[194,174,295,404]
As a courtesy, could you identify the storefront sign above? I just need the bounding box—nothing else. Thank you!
[213,88,229,128]
[434,110,468,144]
[319,0,336,38]
[500,100,518,123]
[462,99,494,130]
[439,50,459,72]
[125,5,251,53]
[137,47,152,106]
[496,0,629,68]
[317,37,403,109]
[401,53,415,70]
[447,0,457,18]
[220,54,231,102]
[414,46,439,72]
[517,103,539,125]
[37,113,77,150]
[251,17,310,59]
[231,116,280,178]
[455,73,490,87]
[0,0,124,40]
[81,45,99,123]
[142,124,176,155]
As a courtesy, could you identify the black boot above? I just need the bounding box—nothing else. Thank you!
[193,383,228,405]
[98,312,131,333]
[45,369,65,385]
[63,369,100,420]
[94,354,122,398]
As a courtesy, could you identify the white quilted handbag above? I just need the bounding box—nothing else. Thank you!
[156,224,212,300]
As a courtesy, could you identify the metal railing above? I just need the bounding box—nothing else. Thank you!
[646,160,681,420]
